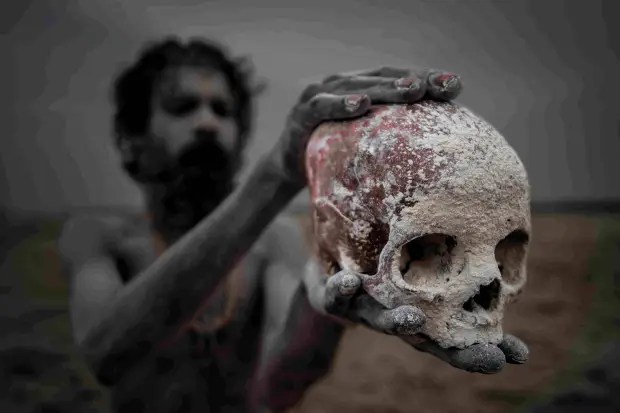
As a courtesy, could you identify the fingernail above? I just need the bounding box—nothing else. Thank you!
[344,94,364,110]
[430,72,460,91]
[394,77,420,89]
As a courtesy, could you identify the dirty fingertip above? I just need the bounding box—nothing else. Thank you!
[451,344,506,374]
[391,306,426,335]
[337,272,361,295]
[428,71,462,100]
[344,94,370,113]
[500,334,529,364]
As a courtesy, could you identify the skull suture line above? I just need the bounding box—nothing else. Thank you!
[305,101,531,349]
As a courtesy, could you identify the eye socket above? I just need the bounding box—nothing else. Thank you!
[210,98,233,118]
[495,229,529,284]
[399,234,458,284]
[161,96,200,117]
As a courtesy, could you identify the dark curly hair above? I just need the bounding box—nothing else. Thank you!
[112,36,258,180]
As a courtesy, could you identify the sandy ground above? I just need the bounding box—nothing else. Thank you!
[1,213,617,412]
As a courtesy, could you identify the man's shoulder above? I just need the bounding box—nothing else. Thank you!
[58,212,148,264]
[61,213,136,242]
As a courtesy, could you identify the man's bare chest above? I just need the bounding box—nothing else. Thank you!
[111,220,263,336]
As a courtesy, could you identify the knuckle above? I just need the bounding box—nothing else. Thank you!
[322,73,342,83]
[328,77,351,90]
[308,95,324,109]
[302,82,321,95]
[307,92,334,108]
[289,105,316,128]
[299,83,322,102]
[378,66,394,75]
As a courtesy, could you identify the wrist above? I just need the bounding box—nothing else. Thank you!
[259,149,305,194]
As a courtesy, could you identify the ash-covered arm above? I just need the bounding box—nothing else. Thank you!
[62,66,461,385]
[65,84,378,385]
[76,156,299,385]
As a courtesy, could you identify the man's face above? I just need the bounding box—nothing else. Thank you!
[149,66,240,170]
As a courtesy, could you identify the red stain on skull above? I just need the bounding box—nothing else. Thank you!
[306,102,456,275]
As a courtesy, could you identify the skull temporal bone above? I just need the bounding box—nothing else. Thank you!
[305,101,531,349]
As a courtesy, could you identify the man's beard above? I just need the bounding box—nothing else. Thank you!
[146,138,237,242]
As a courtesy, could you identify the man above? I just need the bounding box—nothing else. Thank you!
[59,37,528,412]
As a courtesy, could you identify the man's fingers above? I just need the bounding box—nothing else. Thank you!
[448,343,506,374]
[424,70,463,101]
[294,93,371,128]
[364,77,426,104]
[302,262,361,316]
[320,76,426,104]
[355,67,412,79]
[321,67,463,103]
[355,296,425,335]
[310,68,462,106]
[302,260,330,314]
[411,340,506,374]
[323,270,362,316]
[323,67,411,82]
[499,334,529,364]
[322,76,402,92]
[298,83,322,103]
[300,76,394,103]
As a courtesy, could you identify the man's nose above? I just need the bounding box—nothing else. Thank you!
[194,105,220,131]
[193,127,219,142]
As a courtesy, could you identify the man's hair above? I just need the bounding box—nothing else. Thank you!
[112,36,256,153]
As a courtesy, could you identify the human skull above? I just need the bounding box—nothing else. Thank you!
[305,101,530,349]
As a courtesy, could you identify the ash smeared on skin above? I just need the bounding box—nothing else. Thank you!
[306,101,531,349]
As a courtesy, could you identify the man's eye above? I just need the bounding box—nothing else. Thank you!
[162,97,200,117]
[211,99,232,118]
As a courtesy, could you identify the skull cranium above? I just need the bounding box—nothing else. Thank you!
[305,101,530,349]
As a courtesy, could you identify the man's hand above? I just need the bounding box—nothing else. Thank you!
[269,67,462,189]
[303,263,529,374]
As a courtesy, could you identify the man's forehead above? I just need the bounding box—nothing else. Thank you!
[155,66,233,100]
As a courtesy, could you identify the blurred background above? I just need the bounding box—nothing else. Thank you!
[1,1,618,412]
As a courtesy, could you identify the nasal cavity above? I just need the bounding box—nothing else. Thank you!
[463,278,501,312]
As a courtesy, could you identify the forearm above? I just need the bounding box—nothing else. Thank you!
[81,154,300,384]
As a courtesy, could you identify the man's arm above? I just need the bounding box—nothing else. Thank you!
[252,281,344,412]
[61,71,428,385]
[63,158,301,385]
[69,255,123,346]
[62,67,461,386]
[242,214,343,411]
[59,215,126,346]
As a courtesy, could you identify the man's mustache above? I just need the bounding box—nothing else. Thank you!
[176,135,231,170]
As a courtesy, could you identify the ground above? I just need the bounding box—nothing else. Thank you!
[0,212,618,412]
